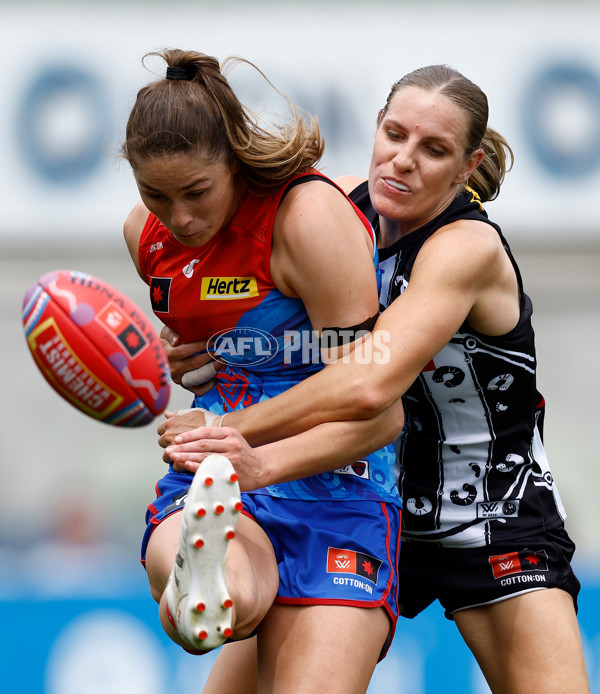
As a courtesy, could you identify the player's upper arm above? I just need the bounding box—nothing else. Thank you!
[356,220,510,409]
[123,201,150,282]
[270,180,379,334]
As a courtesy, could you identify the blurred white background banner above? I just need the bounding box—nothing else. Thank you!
[2,1,600,244]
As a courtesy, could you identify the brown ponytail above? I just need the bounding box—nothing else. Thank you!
[122,48,324,194]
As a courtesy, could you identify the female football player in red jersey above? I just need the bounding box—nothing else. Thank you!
[122,48,403,694]
[161,65,590,693]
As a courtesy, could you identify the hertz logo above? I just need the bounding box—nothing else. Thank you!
[201,277,258,300]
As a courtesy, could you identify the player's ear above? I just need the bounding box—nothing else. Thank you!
[454,148,484,185]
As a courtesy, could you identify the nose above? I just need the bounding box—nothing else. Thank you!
[170,201,194,229]
[392,142,417,172]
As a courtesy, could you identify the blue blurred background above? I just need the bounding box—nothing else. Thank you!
[2,1,599,691]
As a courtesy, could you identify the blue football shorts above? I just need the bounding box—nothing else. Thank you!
[141,470,401,659]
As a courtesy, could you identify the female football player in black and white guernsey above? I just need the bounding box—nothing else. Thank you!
[160,65,590,693]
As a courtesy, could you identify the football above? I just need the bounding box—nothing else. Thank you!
[22,269,171,426]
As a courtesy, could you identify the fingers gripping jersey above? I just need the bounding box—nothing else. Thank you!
[349,182,566,546]
[139,172,399,506]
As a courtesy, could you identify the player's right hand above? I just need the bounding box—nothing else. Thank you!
[160,325,222,396]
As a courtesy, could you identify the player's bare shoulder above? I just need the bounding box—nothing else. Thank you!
[124,201,151,278]
[124,201,150,243]
[275,177,368,248]
[421,218,506,279]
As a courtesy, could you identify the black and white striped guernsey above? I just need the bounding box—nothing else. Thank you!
[349,181,567,547]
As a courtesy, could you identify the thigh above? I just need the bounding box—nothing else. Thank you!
[202,638,258,694]
[223,513,280,636]
[157,510,279,649]
[454,588,589,694]
[146,510,183,602]
[257,604,389,694]
[146,508,280,605]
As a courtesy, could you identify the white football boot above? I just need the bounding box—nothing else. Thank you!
[164,454,243,651]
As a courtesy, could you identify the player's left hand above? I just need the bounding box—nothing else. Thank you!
[158,408,212,464]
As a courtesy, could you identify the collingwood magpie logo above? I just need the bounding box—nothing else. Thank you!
[201,276,258,300]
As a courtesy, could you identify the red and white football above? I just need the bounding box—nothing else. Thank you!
[22,269,171,427]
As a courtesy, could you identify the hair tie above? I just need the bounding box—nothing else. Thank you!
[166,65,195,81]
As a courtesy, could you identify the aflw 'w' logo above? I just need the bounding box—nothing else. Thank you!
[489,549,549,579]
[335,558,351,569]
[477,499,519,519]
